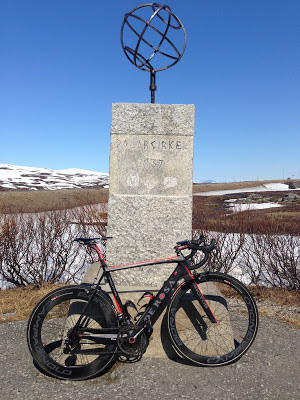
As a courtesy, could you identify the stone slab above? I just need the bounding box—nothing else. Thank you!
[111,103,195,136]
[106,194,192,285]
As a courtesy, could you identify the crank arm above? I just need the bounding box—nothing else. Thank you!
[131,326,146,340]
[77,333,118,342]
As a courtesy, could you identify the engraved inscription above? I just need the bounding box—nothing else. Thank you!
[110,133,192,194]
[138,158,164,169]
[116,138,188,151]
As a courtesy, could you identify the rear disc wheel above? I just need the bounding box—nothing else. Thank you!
[27,286,119,380]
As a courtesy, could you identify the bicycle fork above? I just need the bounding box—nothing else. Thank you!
[184,267,218,324]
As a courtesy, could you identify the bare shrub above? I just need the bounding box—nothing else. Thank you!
[69,203,107,263]
[70,204,107,236]
[0,214,35,286]
[193,230,245,274]
[241,234,300,289]
[193,201,300,289]
[0,203,107,288]
[192,228,299,289]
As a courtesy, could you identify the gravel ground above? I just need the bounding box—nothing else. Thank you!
[0,317,299,400]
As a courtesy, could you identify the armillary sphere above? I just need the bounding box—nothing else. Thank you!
[121,3,187,103]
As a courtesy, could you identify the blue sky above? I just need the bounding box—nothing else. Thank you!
[1,0,299,182]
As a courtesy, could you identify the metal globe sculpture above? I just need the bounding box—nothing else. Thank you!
[121,3,187,103]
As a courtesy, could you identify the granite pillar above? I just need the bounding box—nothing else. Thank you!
[105,103,195,285]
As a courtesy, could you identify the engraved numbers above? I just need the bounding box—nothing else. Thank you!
[140,158,164,169]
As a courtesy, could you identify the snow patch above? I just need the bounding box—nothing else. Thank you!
[227,202,282,213]
[195,182,297,196]
[0,164,109,190]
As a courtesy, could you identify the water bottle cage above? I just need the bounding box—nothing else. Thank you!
[134,292,154,321]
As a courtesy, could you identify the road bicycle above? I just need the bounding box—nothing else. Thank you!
[27,235,259,380]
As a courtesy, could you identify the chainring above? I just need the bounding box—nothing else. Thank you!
[117,324,148,358]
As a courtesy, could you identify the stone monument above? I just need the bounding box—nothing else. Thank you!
[83,3,193,286]
[104,4,193,285]
[105,103,194,285]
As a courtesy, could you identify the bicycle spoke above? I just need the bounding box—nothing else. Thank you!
[168,273,258,365]
[28,286,119,380]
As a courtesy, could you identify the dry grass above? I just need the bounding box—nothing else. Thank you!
[250,286,300,307]
[0,188,108,214]
[192,179,287,193]
[1,182,299,236]
[0,283,67,323]
[250,286,300,328]
[192,179,300,235]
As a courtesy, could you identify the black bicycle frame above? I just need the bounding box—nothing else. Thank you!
[91,244,217,329]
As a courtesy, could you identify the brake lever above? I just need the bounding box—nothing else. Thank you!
[197,234,205,245]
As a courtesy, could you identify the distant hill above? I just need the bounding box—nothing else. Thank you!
[0,164,109,191]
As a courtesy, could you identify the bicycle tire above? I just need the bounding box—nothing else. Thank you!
[27,285,119,380]
[167,272,259,366]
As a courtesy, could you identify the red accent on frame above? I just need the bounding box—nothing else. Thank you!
[92,244,106,263]
[174,245,189,251]
[107,256,179,270]
[113,294,122,314]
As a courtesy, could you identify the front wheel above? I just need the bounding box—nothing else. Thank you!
[167,272,259,366]
[27,285,119,380]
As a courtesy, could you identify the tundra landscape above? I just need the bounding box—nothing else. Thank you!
[0,165,299,327]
